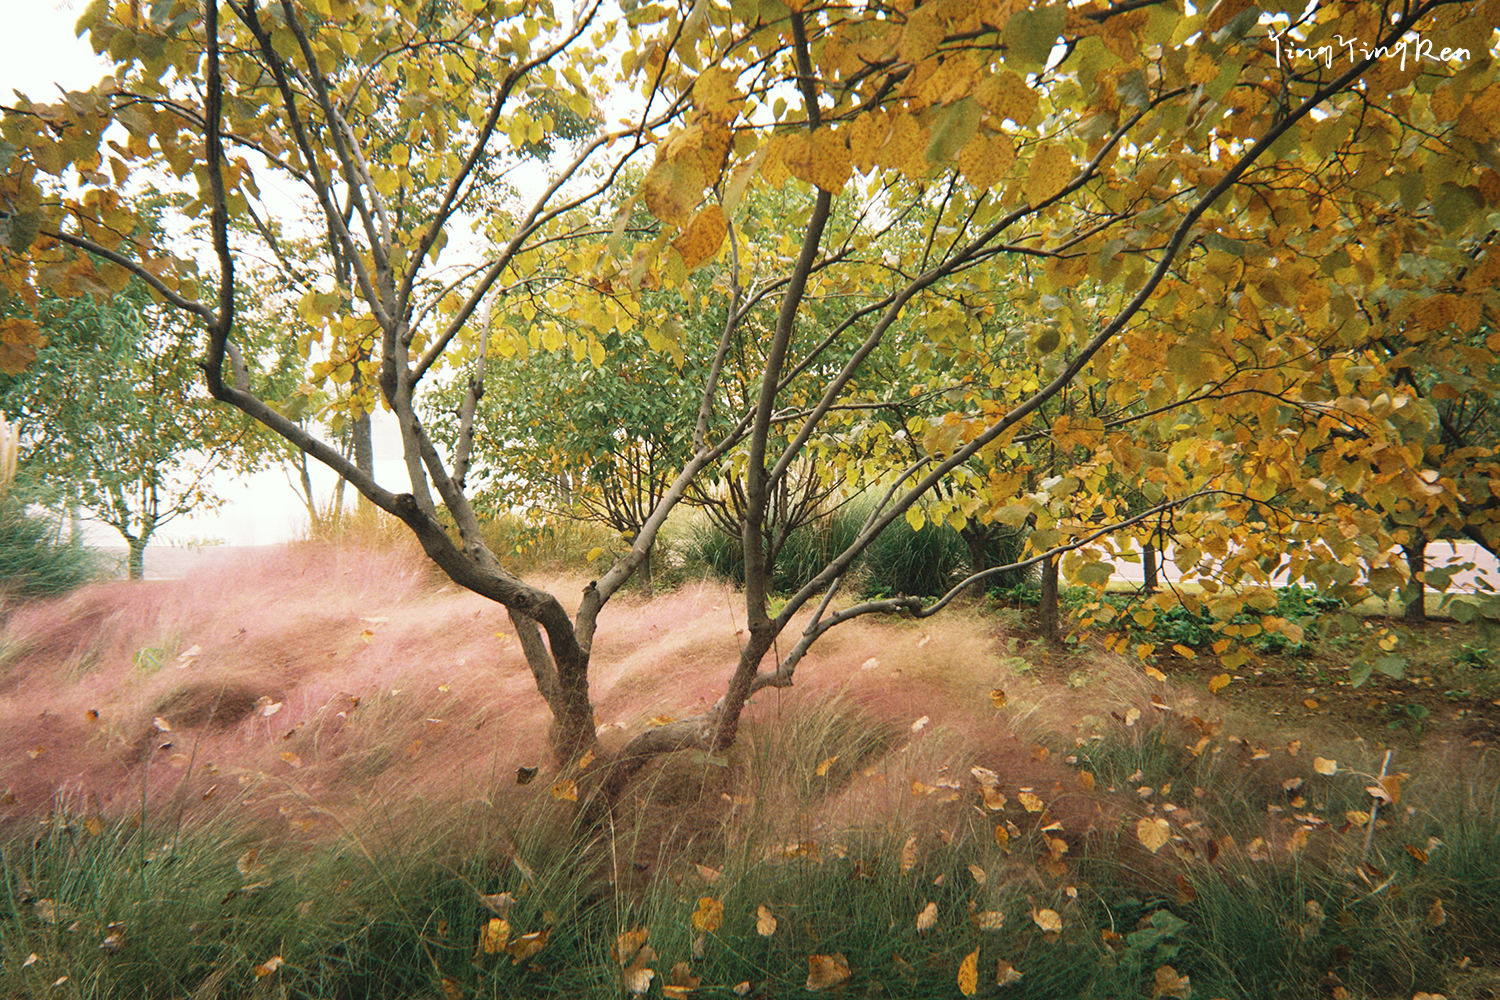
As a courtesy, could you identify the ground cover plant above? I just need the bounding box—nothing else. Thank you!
[2,546,1498,999]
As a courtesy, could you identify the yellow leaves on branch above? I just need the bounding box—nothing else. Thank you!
[1024,144,1073,208]
[776,128,853,194]
[641,118,731,226]
[670,204,727,273]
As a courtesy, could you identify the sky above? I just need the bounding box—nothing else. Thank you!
[2,1,409,549]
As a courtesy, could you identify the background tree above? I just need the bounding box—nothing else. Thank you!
[0,283,272,577]
[1,0,1496,797]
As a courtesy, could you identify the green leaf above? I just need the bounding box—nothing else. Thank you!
[1373,654,1408,680]
[1433,182,1482,234]
[1004,5,1065,69]
[1075,562,1114,588]
[1349,659,1372,688]
[925,97,980,164]
[6,211,40,254]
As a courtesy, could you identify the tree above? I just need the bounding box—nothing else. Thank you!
[0,283,272,577]
[2,0,1497,797]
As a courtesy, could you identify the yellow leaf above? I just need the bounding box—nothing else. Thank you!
[756,905,777,937]
[551,779,578,802]
[505,928,550,964]
[1018,791,1043,812]
[253,956,284,979]
[1143,665,1167,682]
[996,958,1023,986]
[1313,757,1337,776]
[1024,143,1073,207]
[816,755,839,776]
[647,715,675,726]
[976,910,1005,930]
[1172,644,1197,660]
[1208,673,1230,694]
[624,965,655,995]
[1152,964,1191,998]
[613,928,651,966]
[671,203,727,272]
[917,901,938,932]
[481,918,510,954]
[585,547,604,562]
[806,953,851,992]
[1427,898,1448,927]
[989,688,1008,708]
[957,948,979,996]
[968,864,987,884]
[995,824,1010,849]
[1032,908,1062,933]
[1137,817,1172,854]
[1078,771,1096,791]
[901,835,918,872]
[784,128,852,193]
[691,896,723,934]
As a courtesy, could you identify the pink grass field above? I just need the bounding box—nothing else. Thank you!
[0,542,1202,843]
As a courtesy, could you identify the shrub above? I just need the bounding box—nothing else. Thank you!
[0,499,96,602]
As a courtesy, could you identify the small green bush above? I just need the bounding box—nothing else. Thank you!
[0,500,96,601]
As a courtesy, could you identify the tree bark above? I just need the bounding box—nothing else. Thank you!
[127,535,146,581]
[1143,541,1158,593]
[1038,555,1060,647]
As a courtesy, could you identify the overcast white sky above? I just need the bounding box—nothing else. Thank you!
[1,1,414,549]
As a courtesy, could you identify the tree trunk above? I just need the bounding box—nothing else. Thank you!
[964,523,991,598]
[1402,530,1427,622]
[1143,541,1158,593]
[127,536,147,581]
[1038,555,1060,647]
[638,541,654,596]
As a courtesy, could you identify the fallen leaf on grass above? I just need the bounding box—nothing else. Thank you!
[1313,757,1337,776]
[990,688,1007,708]
[958,948,979,996]
[551,779,578,802]
[975,910,1005,930]
[1428,898,1448,927]
[806,953,850,992]
[996,959,1023,986]
[478,892,515,919]
[1208,673,1231,694]
[1152,965,1190,998]
[1137,817,1172,854]
[253,956,283,978]
[916,901,938,932]
[691,896,723,934]
[480,918,510,954]
[756,905,777,937]
[1032,908,1062,933]
[506,928,550,963]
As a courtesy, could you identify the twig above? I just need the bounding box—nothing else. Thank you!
[1362,749,1394,859]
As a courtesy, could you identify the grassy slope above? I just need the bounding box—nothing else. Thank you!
[0,543,1497,999]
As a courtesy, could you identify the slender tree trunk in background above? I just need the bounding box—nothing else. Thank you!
[127,535,146,581]
[1403,531,1428,622]
[1039,555,1060,647]
[1143,541,1159,593]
